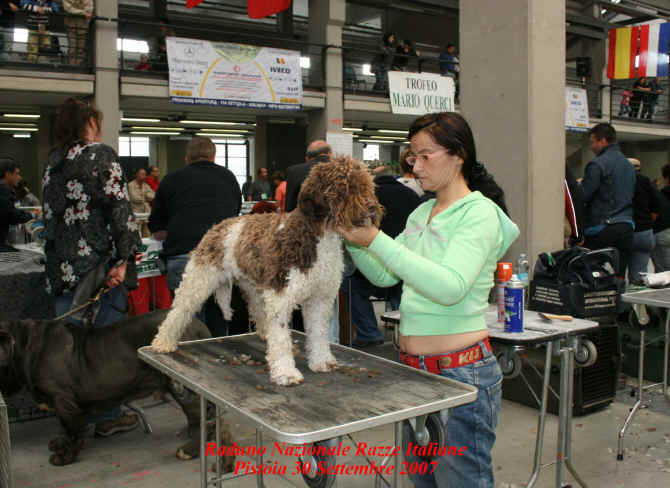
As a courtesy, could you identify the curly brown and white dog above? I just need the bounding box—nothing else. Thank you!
[152,156,383,385]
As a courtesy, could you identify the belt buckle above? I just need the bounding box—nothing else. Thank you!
[439,356,453,368]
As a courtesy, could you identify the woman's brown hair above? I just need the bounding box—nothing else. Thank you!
[54,97,103,150]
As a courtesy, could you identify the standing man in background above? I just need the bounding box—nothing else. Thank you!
[63,0,93,66]
[149,136,241,337]
[1,159,38,251]
[285,140,332,212]
[248,167,271,201]
[0,0,19,61]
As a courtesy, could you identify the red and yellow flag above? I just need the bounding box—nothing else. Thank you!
[607,27,637,79]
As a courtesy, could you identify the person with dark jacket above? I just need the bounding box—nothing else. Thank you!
[0,159,36,250]
[630,77,650,118]
[284,140,332,213]
[628,158,664,283]
[148,136,241,336]
[0,1,20,60]
[580,123,636,278]
[341,165,421,347]
[393,39,419,72]
[373,32,395,92]
[652,163,670,272]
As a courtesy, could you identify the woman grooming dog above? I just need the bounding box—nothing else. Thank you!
[339,112,519,488]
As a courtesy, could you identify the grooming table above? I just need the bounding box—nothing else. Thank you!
[138,331,477,488]
[381,306,599,488]
[618,287,670,461]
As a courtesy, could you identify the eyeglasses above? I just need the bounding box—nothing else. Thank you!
[406,149,448,166]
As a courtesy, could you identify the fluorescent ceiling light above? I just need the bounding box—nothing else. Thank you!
[192,128,249,133]
[131,126,184,131]
[378,129,407,134]
[343,128,363,132]
[121,117,161,123]
[180,120,239,125]
[13,134,31,138]
[4,113,39,119]
[130,131,180,135]
[358,138,395,144]
[370,135,405,140]
[196,132,244,137]
[0,127,38,131]
[300,56,311,69]
[0,123,36,127]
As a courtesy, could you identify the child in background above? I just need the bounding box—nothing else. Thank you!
[619,89,632,117]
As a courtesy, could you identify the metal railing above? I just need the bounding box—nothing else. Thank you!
[0,14,93,71]
[117,18,327,91]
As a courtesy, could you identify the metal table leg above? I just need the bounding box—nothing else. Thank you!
[556,343,568,488]
[256,429,265,488]
[394,421,401,488]
[526,341,553,488]
[664,310,669,401]
[564,337,588,488]
[618,329,646,460]
[216,405,222,488]
[200,396,207,488]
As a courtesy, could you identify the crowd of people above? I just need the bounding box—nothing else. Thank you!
[618,76,664,120]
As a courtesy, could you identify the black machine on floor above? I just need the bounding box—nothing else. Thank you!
[497,318,621,416]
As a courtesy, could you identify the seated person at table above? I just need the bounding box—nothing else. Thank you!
[0,159,39,251]
[339,112,519,488]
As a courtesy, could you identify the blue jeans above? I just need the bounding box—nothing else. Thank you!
[629,229,655,284]
[341,274,401,342]
[54,285,128,424]
[402,342,502,488]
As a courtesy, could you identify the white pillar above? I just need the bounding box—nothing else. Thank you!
[94,0,120,151]
[460,0,566,266]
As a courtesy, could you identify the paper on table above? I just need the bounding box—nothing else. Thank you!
[644,271,670,287]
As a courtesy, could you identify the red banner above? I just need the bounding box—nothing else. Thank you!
[248,0,291,19]
[186,0,205,8]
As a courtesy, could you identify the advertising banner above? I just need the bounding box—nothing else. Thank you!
[388,71,455,115]
[565,86,589,132]
[166,37,302,110]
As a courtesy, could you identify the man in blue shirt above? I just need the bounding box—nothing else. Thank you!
[580,123,636,277]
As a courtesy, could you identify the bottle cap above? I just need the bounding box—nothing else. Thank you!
[497,262,513,281]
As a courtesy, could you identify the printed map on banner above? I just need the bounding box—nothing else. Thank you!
[388,72,455,116]
[166,37,302,110]
[565,86,589,132]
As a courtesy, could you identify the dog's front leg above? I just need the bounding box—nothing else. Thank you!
[48,397,87,466]
[264,300,303,385]
[302,296,339,373]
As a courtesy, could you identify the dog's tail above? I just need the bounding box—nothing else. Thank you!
[214,279,234,321]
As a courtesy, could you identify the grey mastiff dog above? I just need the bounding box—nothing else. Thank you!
[0,310,235,469]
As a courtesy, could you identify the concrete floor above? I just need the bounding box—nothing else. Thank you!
[9,371,670,488]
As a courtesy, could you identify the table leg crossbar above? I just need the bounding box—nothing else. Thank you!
[617,310,670,461]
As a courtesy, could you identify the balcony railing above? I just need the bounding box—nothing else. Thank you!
[610,79,669,124]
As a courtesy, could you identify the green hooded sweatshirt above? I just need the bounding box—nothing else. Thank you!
[346,191,520,336]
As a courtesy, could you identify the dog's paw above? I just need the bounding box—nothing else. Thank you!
[309,357,339,373]
[151,336,178,353]
[271,367,304,386]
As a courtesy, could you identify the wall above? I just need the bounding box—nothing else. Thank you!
[620,140,670,181]
[166,139,188,174]
[266,124,307,173]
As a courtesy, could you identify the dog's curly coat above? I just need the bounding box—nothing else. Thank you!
[152,157,383,385]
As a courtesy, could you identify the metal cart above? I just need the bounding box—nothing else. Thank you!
[138,331,478,488]
[618,287,670,461]
[381,306,599,488]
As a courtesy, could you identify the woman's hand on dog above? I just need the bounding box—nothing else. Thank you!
[337,225,379,247]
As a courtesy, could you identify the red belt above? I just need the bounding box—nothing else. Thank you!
[399,337,492,374]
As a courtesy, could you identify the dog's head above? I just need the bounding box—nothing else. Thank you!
[298,156,383,229]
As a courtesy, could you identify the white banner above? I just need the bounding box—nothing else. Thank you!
[135,238,164,279]
[166,37,302,110]
[326,132,353,157]
[388,72,455,115]
[565,87,589,131]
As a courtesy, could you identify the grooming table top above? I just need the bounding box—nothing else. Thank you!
[138,332,477,444]
[381,306,599,346]
[622,287,670,307]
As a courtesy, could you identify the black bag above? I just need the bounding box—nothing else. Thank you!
[529,247,621,318]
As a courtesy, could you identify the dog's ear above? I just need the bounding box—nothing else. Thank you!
[297,185,329,220]
[0,330,14,369]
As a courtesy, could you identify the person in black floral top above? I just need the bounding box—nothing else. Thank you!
[42,97,141,436]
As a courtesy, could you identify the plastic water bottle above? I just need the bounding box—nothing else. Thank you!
[517,253,530,307]
[517,253,530,287]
